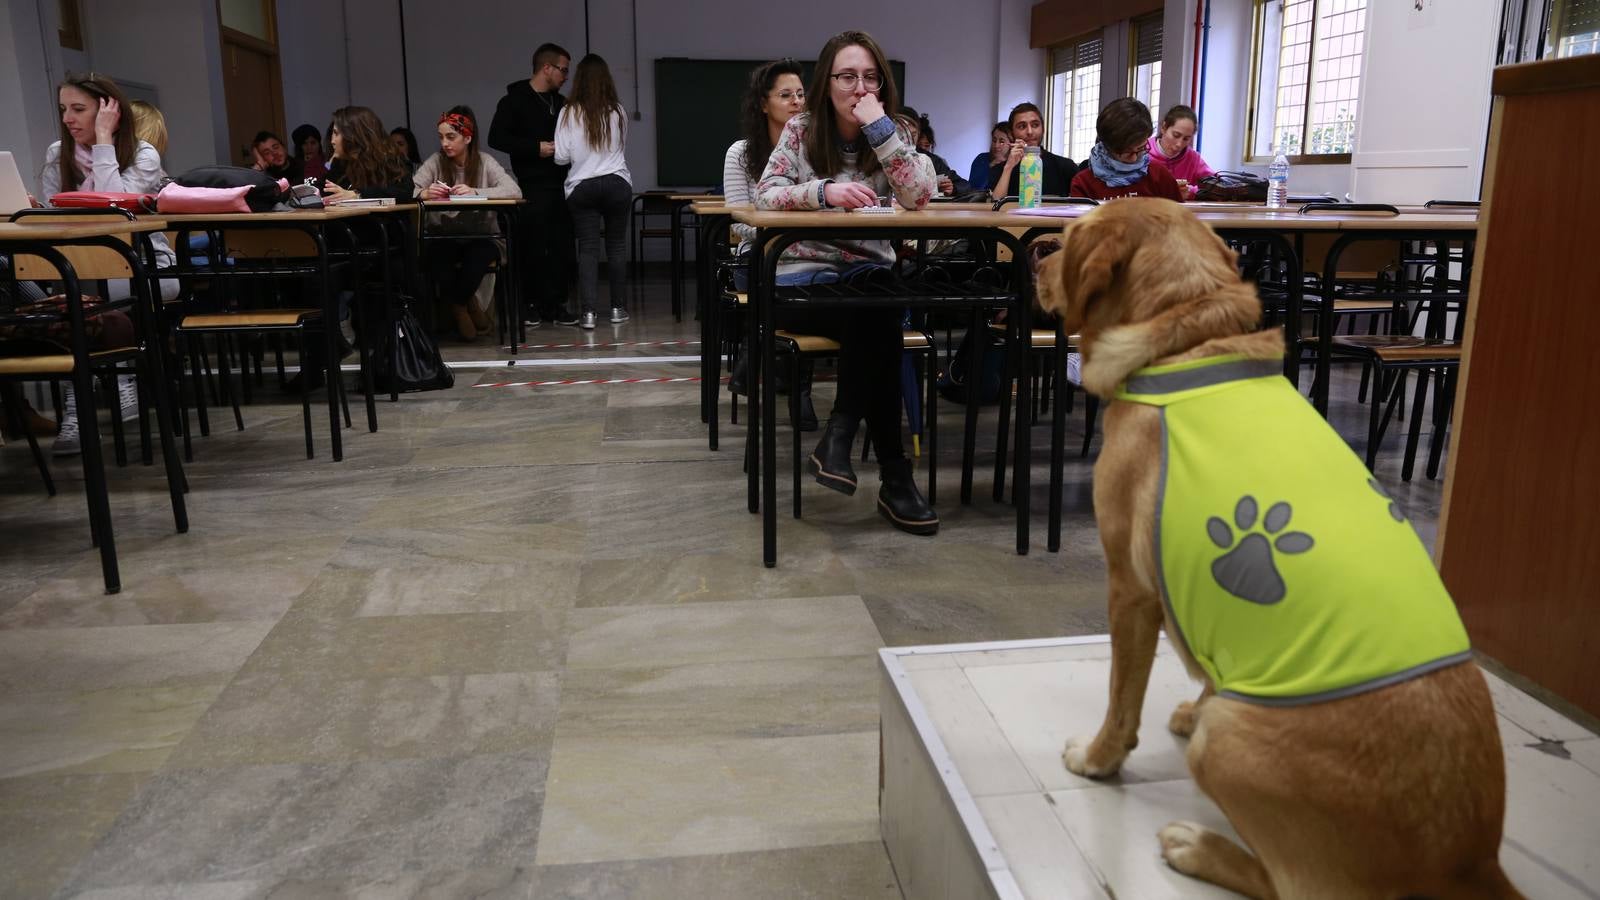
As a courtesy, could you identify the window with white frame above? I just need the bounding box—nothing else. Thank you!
[1553,0,1599,56]
[1047,35,1103,162]
[1130,11,1164,127]
[1247,0,1366,161]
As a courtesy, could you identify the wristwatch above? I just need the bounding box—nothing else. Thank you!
[818,179,832,208]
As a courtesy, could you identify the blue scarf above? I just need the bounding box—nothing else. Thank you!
[1089,141,1149,188]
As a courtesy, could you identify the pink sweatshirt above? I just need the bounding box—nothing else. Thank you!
[1147,136,1215,199]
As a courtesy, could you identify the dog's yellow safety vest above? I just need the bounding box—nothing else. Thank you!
[1115,354,1472,705]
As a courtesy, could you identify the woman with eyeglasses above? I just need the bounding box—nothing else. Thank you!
[756,30,940,536]
[724,59,806,252]
[1068,97,1183,201]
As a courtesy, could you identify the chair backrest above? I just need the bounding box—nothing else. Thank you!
[218,227,319,259]
[1300,233,1401,280]
[10,212,138,281]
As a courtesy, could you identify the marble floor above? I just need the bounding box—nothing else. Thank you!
[0,273,1491,898]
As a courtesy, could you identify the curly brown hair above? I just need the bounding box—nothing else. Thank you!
[740,59,805,183]
[329,106,409,192]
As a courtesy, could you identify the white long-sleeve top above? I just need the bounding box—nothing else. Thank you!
[722,139,756,249]
[552,106,631,198]
[40,140,175,269]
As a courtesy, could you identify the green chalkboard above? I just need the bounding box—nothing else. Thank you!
[653,57,907,189]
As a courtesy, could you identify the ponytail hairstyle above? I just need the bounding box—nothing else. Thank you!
[56,72,136,191]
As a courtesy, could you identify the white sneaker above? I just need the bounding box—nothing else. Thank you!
[117,375,140,422]
[579,310,597,330]
[54,385,81,457]
[610,306,630,324]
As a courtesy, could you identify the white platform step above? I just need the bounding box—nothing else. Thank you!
[878,635,1600,899]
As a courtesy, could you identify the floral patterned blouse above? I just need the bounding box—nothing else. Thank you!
[755,112,935,274]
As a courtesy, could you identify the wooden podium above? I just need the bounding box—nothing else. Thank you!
[1437,54,1600,721]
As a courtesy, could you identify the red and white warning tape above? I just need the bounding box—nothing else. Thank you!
[475,376,704,388]
[501,339,701,352]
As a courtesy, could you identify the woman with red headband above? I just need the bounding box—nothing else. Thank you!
[413,105,523,340]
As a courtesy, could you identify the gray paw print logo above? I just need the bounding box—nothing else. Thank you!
[1207,496,1314,605]
[1369,478,1405,522]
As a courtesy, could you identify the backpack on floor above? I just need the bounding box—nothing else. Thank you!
[374,304,454,393]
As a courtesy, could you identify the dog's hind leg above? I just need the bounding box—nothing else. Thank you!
[1168,682,1215,738]
[1063,577,1163,777]
[1159,820,1277,900]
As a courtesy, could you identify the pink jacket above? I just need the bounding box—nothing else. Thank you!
[1147,136,1215,199]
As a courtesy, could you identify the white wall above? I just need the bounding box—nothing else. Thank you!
[0,0,229,192]
[1349,0,1496,203]
[279,0,1043,191]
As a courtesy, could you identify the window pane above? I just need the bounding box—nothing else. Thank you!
[1273,0,1314,155]
[1071,61,1101,160]
[1308,0,1364,154]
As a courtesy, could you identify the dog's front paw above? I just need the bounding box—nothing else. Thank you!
[1062,736,1123,778]
[1168,700,1199,737]
[1158,821,1207,875]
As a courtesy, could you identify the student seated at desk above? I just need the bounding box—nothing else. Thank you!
[898,107,970,197]
[967,121,1009,193]
[989,103,1077,199]
[128,100,168,179]
[390,126,423,172]
[1148,104,1215,200]
[250,131,296,180]
[413,106,522,341]
[38,73,177,454]
[291,123,329,182]
[723,58,806,254]
[1069,98,1183,202]
[756,29,939,537]
[321,106,415,203]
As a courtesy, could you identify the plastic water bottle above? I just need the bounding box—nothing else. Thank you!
[1266,146,1290,208]
[1020,145,1043,208]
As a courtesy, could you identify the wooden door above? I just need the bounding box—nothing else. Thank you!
[218,0,284,166]
[1436,54,1600,721]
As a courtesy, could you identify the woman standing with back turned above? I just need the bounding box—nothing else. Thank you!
[554,54,632,330]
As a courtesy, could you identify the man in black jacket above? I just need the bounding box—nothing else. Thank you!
[490,43,578,326]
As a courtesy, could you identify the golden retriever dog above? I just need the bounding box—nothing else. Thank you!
[1034,199,1519,899]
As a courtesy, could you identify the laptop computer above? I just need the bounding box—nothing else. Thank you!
[0,151,33,216]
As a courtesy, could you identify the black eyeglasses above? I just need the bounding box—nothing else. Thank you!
[829,71,882,92]
[550,64,570,75]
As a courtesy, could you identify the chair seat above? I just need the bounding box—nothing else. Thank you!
[773,330,841,354]
[989,322,1081,349]
[178,309,322,330]
[1332,298,1395,312]
[901,331,931,350]
[1331,334,1461,362]
[0,347,135,376]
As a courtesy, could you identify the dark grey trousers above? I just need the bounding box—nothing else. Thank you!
[566,173,631,313]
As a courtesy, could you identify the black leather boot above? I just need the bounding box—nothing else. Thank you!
[794,360,817,432]
[878,458,939,535]
[809,413,859,495]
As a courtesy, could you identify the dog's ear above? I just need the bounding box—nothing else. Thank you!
[1073,218,1131,315]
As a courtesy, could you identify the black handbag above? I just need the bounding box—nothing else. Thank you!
[374,306,454,393]
[1194,171,1268,203]
[172,166,285,211]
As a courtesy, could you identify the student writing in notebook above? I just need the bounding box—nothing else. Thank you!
[756,30,939,537]
[412,106,523,340]
[1068,97,1183,202]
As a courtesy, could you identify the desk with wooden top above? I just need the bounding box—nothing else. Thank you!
[734,207,1041,566]
[0,217,187,593]
[669,193,720,323]
[157,207,374,461]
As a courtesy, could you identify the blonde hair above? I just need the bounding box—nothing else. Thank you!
[129,100,168,157]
